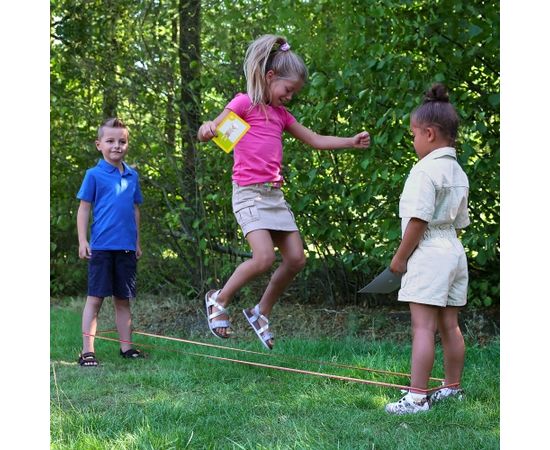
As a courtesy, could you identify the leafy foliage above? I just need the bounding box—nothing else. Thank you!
[51,0,499,306]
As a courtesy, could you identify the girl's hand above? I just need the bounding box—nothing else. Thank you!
[352,131,371,148]
[198,121,218,142]
[136,244,142,259]
[390,254,407,274]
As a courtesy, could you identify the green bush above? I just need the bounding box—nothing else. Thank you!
[51,0,499,306]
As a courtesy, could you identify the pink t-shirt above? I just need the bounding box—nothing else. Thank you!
[225,93,296,185]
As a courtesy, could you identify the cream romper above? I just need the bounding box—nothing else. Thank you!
[398,147,470,307]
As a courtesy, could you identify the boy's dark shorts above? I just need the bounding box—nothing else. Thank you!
[88,250,137,299]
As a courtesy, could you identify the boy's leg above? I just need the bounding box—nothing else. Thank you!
[409,302,439,392]
[113,296,133,353]
[210,230,276,336]
[112,250,138,353]
[82,296,104,354]
[437,306,465,385]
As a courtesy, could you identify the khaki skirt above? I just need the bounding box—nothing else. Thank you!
[232,182,299,237]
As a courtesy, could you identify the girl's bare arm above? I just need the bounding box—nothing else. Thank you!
[287,121,370,149]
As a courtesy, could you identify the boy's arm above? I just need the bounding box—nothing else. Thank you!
[197,109,231,142]
[390,217,428,274]
[286,122,370,149]
[77,200,92,259]
[134,204,142,259]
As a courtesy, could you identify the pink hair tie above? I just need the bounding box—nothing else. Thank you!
[280,42,291,52]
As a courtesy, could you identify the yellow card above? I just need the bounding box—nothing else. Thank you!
[212,111,250,153]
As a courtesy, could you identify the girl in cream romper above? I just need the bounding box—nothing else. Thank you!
[398,146,470,307]
[385,83,470,415]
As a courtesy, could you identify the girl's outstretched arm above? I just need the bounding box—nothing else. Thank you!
[287,122,370,149]
[197,109,232,142]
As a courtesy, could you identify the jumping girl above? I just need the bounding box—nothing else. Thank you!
[198,34,370,349]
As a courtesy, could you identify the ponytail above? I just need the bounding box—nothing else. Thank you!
[243,34,308,106]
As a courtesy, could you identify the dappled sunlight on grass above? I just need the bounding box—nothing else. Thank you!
[52,360,79,367]
[372,394,391,408]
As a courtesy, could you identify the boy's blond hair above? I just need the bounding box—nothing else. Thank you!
[244,34,308,106]
[97,117,128,139]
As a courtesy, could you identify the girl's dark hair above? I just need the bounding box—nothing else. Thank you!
[412,83,459,145]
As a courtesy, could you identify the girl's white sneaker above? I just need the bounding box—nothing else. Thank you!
[385,393,430,415]
[429,386,464,404]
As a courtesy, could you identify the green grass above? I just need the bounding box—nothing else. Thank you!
[51,302,499,449]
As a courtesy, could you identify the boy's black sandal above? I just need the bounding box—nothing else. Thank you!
[120,348,145,359]
[78,352,99,367]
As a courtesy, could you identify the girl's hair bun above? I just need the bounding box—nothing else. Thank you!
[423,83,450,103]
[413,82,458,144]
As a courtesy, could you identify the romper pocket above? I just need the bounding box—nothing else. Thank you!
[234,200,260,226]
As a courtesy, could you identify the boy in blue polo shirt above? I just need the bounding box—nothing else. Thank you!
[76,118,144,367]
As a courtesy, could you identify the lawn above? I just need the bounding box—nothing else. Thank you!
[50,298,499,449]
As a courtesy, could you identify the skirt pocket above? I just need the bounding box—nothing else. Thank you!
[234,199,260,227]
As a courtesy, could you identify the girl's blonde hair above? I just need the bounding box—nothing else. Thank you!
[244,34,308,106]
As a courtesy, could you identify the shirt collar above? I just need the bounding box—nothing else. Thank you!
[421,147,456,162]
[96,159,132,175]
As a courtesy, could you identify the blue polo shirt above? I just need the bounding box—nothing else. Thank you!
[77,159,143,251]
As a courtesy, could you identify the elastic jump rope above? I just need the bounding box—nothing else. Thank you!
[85,330,457,395]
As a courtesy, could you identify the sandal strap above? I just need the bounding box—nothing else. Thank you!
[205,290,232,336]
[120,348,143,358]
[256,324,269,334]
[243,306,274,349]
[210,319,231,328]
[206,291,229,320]
[258,329,273,342]
[252,305,273,341]
[208,307,227,320]
[79,352,99,366]
[252,304,270,324]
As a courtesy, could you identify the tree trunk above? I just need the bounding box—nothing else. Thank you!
[165,15,178,149]
[178,0,201,205]
[102,0,118,118]
[177,0,204,289]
